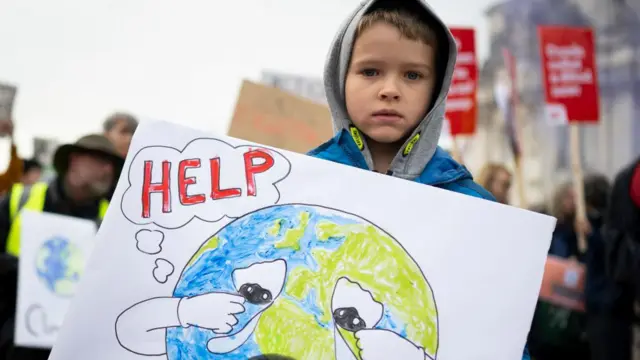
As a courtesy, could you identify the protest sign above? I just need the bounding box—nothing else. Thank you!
[260,70,326,105]
[538,256,586,312]
[0,83,17,120]
[15,210,97,348]
[227,80,333,154]
[494,48,527,208]
[445,28,477,137]
[33,137,61,182]
[538,26,599,252]
[538,26,599,124]
[49,120,555,360]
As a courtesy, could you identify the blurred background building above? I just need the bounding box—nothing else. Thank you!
[463,0,640,207]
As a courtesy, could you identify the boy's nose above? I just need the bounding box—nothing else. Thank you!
[378,78,400,101]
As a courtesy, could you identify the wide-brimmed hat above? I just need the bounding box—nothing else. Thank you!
[53,134,125,177]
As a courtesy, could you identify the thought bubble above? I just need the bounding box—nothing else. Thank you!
[152,258,174,284]
[135,229,165,255]
[121,138,291,229]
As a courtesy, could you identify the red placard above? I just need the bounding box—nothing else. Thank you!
[538,255,585,312]
[538,26,600,123]
[445,27,478,136]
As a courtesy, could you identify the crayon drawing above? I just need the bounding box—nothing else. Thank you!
[36,236,84,298]
[115,204,438,359]
[48,120,555,360]
[15,211,97,348]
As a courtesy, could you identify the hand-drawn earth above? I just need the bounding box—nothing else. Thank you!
[167,204,438,359]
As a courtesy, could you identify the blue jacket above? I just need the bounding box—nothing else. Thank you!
[308,130,531,360]
[309,130,494,198]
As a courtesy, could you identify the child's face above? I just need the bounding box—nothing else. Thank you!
[345,22,436,144]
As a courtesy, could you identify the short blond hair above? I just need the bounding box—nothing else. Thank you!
[356,9,438,48]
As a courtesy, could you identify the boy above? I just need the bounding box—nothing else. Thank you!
[308,0,531,358]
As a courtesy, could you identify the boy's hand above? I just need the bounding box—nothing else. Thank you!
[355,329,426,360]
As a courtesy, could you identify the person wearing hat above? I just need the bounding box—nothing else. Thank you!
[0,134,123,360]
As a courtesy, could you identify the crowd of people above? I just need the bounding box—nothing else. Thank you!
[1,115,636,360]
[477,161,640,360]
[0,113,136,359]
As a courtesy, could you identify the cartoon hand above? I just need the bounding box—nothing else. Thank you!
[356,329,427,360]
[177,292,246,334]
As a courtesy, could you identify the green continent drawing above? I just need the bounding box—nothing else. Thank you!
[167,204,438,359]
[35,236,84,297]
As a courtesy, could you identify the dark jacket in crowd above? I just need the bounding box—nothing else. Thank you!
[585,172,634,360]
[0,178,105,360]
[605,157,640,288]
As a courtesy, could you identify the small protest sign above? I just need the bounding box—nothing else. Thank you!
[49,120,556,360]
[15,210,97,348]
[33,137,61,181]
[538,26,599,252]
[538,26,599,124]
[0,83,17,120]
[227,80,333,154]
[538,255,586,312]
[260,70,326,105]
[445,28,478,136]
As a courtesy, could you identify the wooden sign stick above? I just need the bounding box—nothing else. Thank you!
[513,107,527,209]
[451,136,464,165]
[514,155,527,209]
[569,123,588,253]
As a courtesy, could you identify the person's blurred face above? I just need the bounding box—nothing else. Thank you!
[105,119,134,156]
[66,153,114,197]
[490,169,512,204]
[561,188,576,216]
[22,168,42,185]
[0,119,13,137]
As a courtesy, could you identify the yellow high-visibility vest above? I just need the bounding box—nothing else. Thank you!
[4,182,109,256]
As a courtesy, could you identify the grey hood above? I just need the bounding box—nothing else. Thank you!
[323,0,457,179]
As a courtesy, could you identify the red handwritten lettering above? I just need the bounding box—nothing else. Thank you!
[243,149,275,197]
[142,160,171,218]
[178,159,205,206]
[210,158,242,200]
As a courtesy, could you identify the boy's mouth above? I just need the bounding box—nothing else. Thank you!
[371,109,403,123]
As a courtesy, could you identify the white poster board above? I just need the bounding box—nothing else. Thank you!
[50,120,555,360]
[15,210,97,348]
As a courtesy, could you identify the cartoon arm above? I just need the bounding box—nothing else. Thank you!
[355,329,434,360]
[115,294,245,356]
[331,277,434,360]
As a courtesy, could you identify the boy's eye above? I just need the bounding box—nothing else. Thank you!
[406,71,422,80]
[361,69,379,77]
